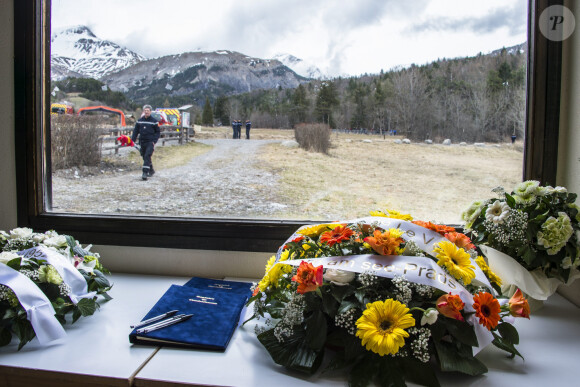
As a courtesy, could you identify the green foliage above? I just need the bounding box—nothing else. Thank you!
[201,97,214,125]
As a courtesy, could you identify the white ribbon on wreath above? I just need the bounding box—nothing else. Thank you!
[0,263,66,344]
[17,246,96,304]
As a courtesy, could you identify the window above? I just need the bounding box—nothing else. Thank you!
[14,0,562,252]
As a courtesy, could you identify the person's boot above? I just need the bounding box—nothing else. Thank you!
[149,167,155,177]
[142,168,148,180]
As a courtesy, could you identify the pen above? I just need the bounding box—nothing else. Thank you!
[130,309,179,329]
[136,314,193,334]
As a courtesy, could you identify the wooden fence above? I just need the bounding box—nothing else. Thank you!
[101,126,195,155]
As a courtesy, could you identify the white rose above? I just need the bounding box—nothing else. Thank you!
[9,227,33,240]
[32,233,47,243]
[0,251,20,264]
[43,235,68,248]
[323,269,355,286]
[421,309,439,326]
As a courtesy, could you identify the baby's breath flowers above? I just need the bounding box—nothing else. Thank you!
[463,181,580,283]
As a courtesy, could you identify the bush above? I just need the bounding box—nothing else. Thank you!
[294,123,331,154]
[51,116,102,170]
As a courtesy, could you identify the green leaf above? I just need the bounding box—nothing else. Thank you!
[376,357,406,387]
[492,332,523,359]
[434,339,488,376]
[321,288,339,317]
[91,270,111,289]
[497,322,519,345]
[0,326,13,347]
[100,291,113,301]
[257,328,323,375]
[330,284,355,302]
[13,319,36,351]
[305,310,327,350]
[442,318,479,347]
[76,297,98,317]
[349,356,377,387]
[505,193,516,207]
[400,358,441,387]
[6,257,22,270]
[72,308,82,323]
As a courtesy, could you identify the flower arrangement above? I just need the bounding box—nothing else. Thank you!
[0,227,112,350]
[247,211,528,387]
[461,181,580,301]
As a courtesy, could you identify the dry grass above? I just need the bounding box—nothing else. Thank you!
[256,132,524,224]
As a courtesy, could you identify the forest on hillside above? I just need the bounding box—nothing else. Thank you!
[51,47,525,143]
[219,48,526,143]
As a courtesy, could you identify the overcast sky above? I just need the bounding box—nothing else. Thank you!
[51,0,527,77]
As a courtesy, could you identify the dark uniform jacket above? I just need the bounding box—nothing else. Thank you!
[132,115,160,144]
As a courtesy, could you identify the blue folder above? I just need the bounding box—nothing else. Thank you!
[129,280,251,351]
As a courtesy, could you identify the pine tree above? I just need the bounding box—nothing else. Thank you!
[202,97,213,126]
[315,81,339,127]
[213,96,230,126]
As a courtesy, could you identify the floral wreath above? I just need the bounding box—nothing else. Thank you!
[246,210,529,387]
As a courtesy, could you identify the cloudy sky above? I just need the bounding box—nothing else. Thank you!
[51,0,527,77]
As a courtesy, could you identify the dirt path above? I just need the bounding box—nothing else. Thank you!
[51,139,289,218]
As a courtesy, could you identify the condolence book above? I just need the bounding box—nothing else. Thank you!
[129,280,251,351]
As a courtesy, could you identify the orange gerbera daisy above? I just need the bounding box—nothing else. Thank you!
[319,225,354,247]
[473,292,501,330]
[508,289,530,319]
[444,232,475,250]
[412,220,456,235]
[436,293,465,321]
[364,229,404,256]
[292,261,323,294]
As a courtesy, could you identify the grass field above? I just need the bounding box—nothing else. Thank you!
[96,126,523,223]
[254,130,523,224]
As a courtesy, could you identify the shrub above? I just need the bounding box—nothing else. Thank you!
[51,116,102,170]
[294,123,331,154]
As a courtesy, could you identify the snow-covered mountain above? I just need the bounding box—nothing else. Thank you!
[50,25,146,81]
[101,50,309,103]
[272,53,324,79]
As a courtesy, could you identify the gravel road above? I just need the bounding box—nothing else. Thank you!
[51,139,290,218]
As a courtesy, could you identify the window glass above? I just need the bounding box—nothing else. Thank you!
[48,1,527,224]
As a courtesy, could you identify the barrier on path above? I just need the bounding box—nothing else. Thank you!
[102,126,196,154]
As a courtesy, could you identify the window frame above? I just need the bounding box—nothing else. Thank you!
[14,0,562,253]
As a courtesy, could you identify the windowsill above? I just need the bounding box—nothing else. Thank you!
[1,273,579,386]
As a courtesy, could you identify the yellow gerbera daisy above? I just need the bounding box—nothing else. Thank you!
[434,241,476,285]
[369,209,413,221]
[355,299,416,356]
[476,256,503,286]
[296,223,340,238]
[267,263,292,289]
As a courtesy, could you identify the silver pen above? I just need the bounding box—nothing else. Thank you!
[136,314,193,334]
[130,309,179,329]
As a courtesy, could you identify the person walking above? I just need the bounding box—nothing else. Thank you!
[245,120,251,140]
[132,104,160,180]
